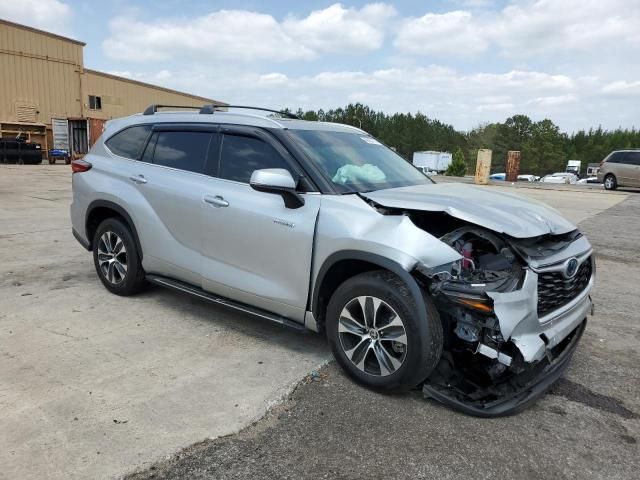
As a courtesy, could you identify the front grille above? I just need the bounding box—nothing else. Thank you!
[537,257,592,317]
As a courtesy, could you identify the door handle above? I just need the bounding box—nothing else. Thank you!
[129,174,147,184]
[204,195,229,208]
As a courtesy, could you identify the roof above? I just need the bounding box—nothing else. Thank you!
[84,69,225,105]
[103,110,367,137]
[0,19,85,46]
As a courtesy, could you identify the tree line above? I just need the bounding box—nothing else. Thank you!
[288,104,640,176]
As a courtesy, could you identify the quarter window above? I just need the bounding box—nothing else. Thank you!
[219,134,292,184]
[105,125,152,160]
[152,131,211,174]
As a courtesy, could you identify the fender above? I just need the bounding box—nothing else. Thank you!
[85,200,144,259]
[311,250,428,327]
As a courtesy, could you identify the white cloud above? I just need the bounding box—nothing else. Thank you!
[602,80,640,96]
[0,0,72,36]
[103,3,395,62]
[103,10,313,62]
[132,64,627,131]
[395,10,488,56]
[395,0,640,58]
[283,3,396,53]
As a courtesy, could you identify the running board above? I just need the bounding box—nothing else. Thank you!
[146,274,305,331]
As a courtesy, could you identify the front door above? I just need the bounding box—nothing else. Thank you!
[200,128,320,322]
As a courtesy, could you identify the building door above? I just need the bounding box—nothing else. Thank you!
[69,119,88,156]
[52,118,69,151]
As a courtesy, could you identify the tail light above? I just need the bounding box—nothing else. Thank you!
[71,159,92,173]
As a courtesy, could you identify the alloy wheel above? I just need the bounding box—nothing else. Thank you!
[605,176,614,189]
[338,296,408,376]
[97,231,128,285]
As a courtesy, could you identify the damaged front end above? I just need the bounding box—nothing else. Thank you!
[412,221,594,417]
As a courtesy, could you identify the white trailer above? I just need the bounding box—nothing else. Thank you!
[412,151,453,173]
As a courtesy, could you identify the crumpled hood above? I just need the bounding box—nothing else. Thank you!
[361,183,576,238]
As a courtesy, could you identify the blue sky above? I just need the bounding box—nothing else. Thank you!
[2,0,639,132]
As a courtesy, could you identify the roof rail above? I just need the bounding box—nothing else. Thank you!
[199,104,299,119]
[143,104,203,115]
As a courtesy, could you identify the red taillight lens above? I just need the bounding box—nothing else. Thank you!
[71,159,92,173]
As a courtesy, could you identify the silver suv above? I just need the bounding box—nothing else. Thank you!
[71,105,594,416]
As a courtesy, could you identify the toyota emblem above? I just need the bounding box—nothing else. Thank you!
[564,258,579,278]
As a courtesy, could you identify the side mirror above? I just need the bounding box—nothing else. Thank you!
[250,168,305,209]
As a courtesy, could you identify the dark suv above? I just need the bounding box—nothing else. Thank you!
[0,137,43,164]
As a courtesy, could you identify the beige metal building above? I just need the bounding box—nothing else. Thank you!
[0,19,224,160]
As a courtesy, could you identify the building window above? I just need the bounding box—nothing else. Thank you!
[88,95,102,110]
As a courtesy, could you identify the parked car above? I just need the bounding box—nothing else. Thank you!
[71,105,594,416]
[489,172,505,181]
[577,177,599,185]
[540,172,578,184]
[517,174,538,182]
[0,137,43,164]
[597,150,640,190]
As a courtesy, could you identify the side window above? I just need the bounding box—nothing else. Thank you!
[105,125,152,160]
[607,152,625,164]
[219,134,292,184]
[140,132,157,163]
[152,131,211,174]
[625,152,640,166]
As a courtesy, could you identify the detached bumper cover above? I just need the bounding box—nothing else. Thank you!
[423,319,586,417]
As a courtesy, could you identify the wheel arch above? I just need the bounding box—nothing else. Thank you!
[85,200,143,259]
[311,250,427,333]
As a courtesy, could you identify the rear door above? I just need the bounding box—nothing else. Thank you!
[200,126,321,322]
[116,124,217,285]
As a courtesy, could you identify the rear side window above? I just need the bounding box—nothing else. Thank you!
[105,125,152,159]
[152,131,211,174]
[219,134,291,183]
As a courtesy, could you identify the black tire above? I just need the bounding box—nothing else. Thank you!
[92,217,146,296]
[326,270,443,392]
[604,173,617,190]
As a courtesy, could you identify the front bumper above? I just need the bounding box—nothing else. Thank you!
[424,319,586,417]
[425,236,594,417]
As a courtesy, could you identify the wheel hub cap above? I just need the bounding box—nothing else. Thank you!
[338,296,408,377]
[97,231,128,285]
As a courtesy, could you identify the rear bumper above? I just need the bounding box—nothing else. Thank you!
[424,319,586,417]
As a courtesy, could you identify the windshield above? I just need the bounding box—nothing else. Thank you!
[287,130,431,193]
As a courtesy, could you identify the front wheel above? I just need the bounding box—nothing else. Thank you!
[604,174,617,190]
[326,270,443,392]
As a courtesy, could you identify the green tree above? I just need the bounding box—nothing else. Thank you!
[522,119,565,174]
[446,148,467,176]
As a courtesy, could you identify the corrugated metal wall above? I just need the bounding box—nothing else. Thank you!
[0,20,84,125]
[0,19,223,134]
[83,70,218,120]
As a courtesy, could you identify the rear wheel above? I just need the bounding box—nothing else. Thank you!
[604,173,617,190]
[326,270,442,391]
[92,217,146,295]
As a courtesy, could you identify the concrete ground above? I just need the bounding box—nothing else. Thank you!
[0,165,327,480]
[1,165,637,479]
